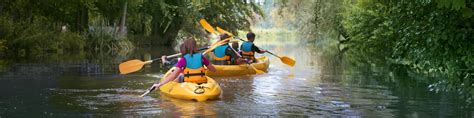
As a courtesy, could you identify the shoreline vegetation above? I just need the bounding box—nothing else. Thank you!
[0,0,263,58]
[274,0,473,102]
[0,0,472,104]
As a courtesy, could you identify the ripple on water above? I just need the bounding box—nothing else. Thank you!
[49,88,162,114]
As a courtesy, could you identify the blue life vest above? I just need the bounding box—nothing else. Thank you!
[184,53,203,69]
[214,45,229,58]
[241,41,253,52]
[241,41,255,60]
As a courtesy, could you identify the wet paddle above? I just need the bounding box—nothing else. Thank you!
[119,46,211,75]
[216,27,296,67]
[200,19,216,34]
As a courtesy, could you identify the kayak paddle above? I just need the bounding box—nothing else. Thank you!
[140,86,156,97]
[200,19,216,34]
[119,46,210,75]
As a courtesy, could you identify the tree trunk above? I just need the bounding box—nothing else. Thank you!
[0,4,3,16]
[118,2,128,35]
[75,6,88,32]
[82,6,89,32]
[149,0,185,46]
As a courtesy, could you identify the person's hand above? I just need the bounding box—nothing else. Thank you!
[161,56,168,65]
[260,50,267,53]
[245,58,254,64]
[150,83,161,91]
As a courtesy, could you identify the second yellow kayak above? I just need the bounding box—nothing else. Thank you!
[159,67,222,102]
[206,56,270,76]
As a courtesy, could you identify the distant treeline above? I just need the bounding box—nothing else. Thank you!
[0,0,262,57]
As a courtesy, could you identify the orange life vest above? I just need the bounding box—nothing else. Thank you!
[183,53,207,83]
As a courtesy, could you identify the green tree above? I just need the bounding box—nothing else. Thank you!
[342,0,473,97]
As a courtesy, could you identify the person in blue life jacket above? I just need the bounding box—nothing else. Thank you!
[240,32,266,63]
[151,37,216,89]
[212,34,234,65]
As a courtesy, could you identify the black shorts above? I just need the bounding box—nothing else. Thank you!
[177,74,184,83]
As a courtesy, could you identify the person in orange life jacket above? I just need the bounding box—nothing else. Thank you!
[212,34,234,65]
[151,37,216,89]
[240,32,266,63]
[230,41,247,65]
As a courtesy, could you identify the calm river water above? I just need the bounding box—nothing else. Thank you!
[0,30,472,117]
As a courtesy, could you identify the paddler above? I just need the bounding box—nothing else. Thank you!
[211,34,234,65]
[150,37,216,89]
[240,32,266,63]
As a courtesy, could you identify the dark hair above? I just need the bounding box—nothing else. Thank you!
[231,41,239,49]
[220,34,230,40]
[246,32,255,39]
[182,37,198,55]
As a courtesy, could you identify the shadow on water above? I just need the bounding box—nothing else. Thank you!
[0,30,472,117]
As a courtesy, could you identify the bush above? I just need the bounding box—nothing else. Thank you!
[1,18,86,57]
[86,27,134,53]
[343,0,473,98]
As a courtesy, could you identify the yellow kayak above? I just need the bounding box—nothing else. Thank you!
[159,67,222,102]
[206,56,270,76]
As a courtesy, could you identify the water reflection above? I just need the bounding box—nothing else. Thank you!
[0,31,472,117]
[158,95,217,116]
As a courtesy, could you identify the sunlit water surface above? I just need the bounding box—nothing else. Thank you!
[0,31,472,117]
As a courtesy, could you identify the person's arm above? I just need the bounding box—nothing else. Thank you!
[252,44,266,53]
[161,55,168,64]
[202,56,216,72]
[151,67,182,89]
[150,58,185,89]
[226,47,234,56]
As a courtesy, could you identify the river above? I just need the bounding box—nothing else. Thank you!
[0,30,472,117]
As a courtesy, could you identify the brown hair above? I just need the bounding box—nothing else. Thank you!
[181,37,198,55]
[247,32,255,42]
[220,34,230,40]
[231,41,239,49]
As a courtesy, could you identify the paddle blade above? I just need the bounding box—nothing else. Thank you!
[280,56,296,67]
[203,38,230,54]
[199,19,216,34]
[119,59,147,74]
[203,41,223,54]
[250,64,265,74]
[216,26,234,36]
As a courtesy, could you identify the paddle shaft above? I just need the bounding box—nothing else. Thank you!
[264,50,280,58]
[150,46,210,62]
[228,45,243,57]
[235,38,272,55]
[140,86,156,97]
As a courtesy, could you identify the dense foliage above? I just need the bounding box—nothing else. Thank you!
[275,0,473,101]
[0,0,262,57]
[342,0,473,97]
